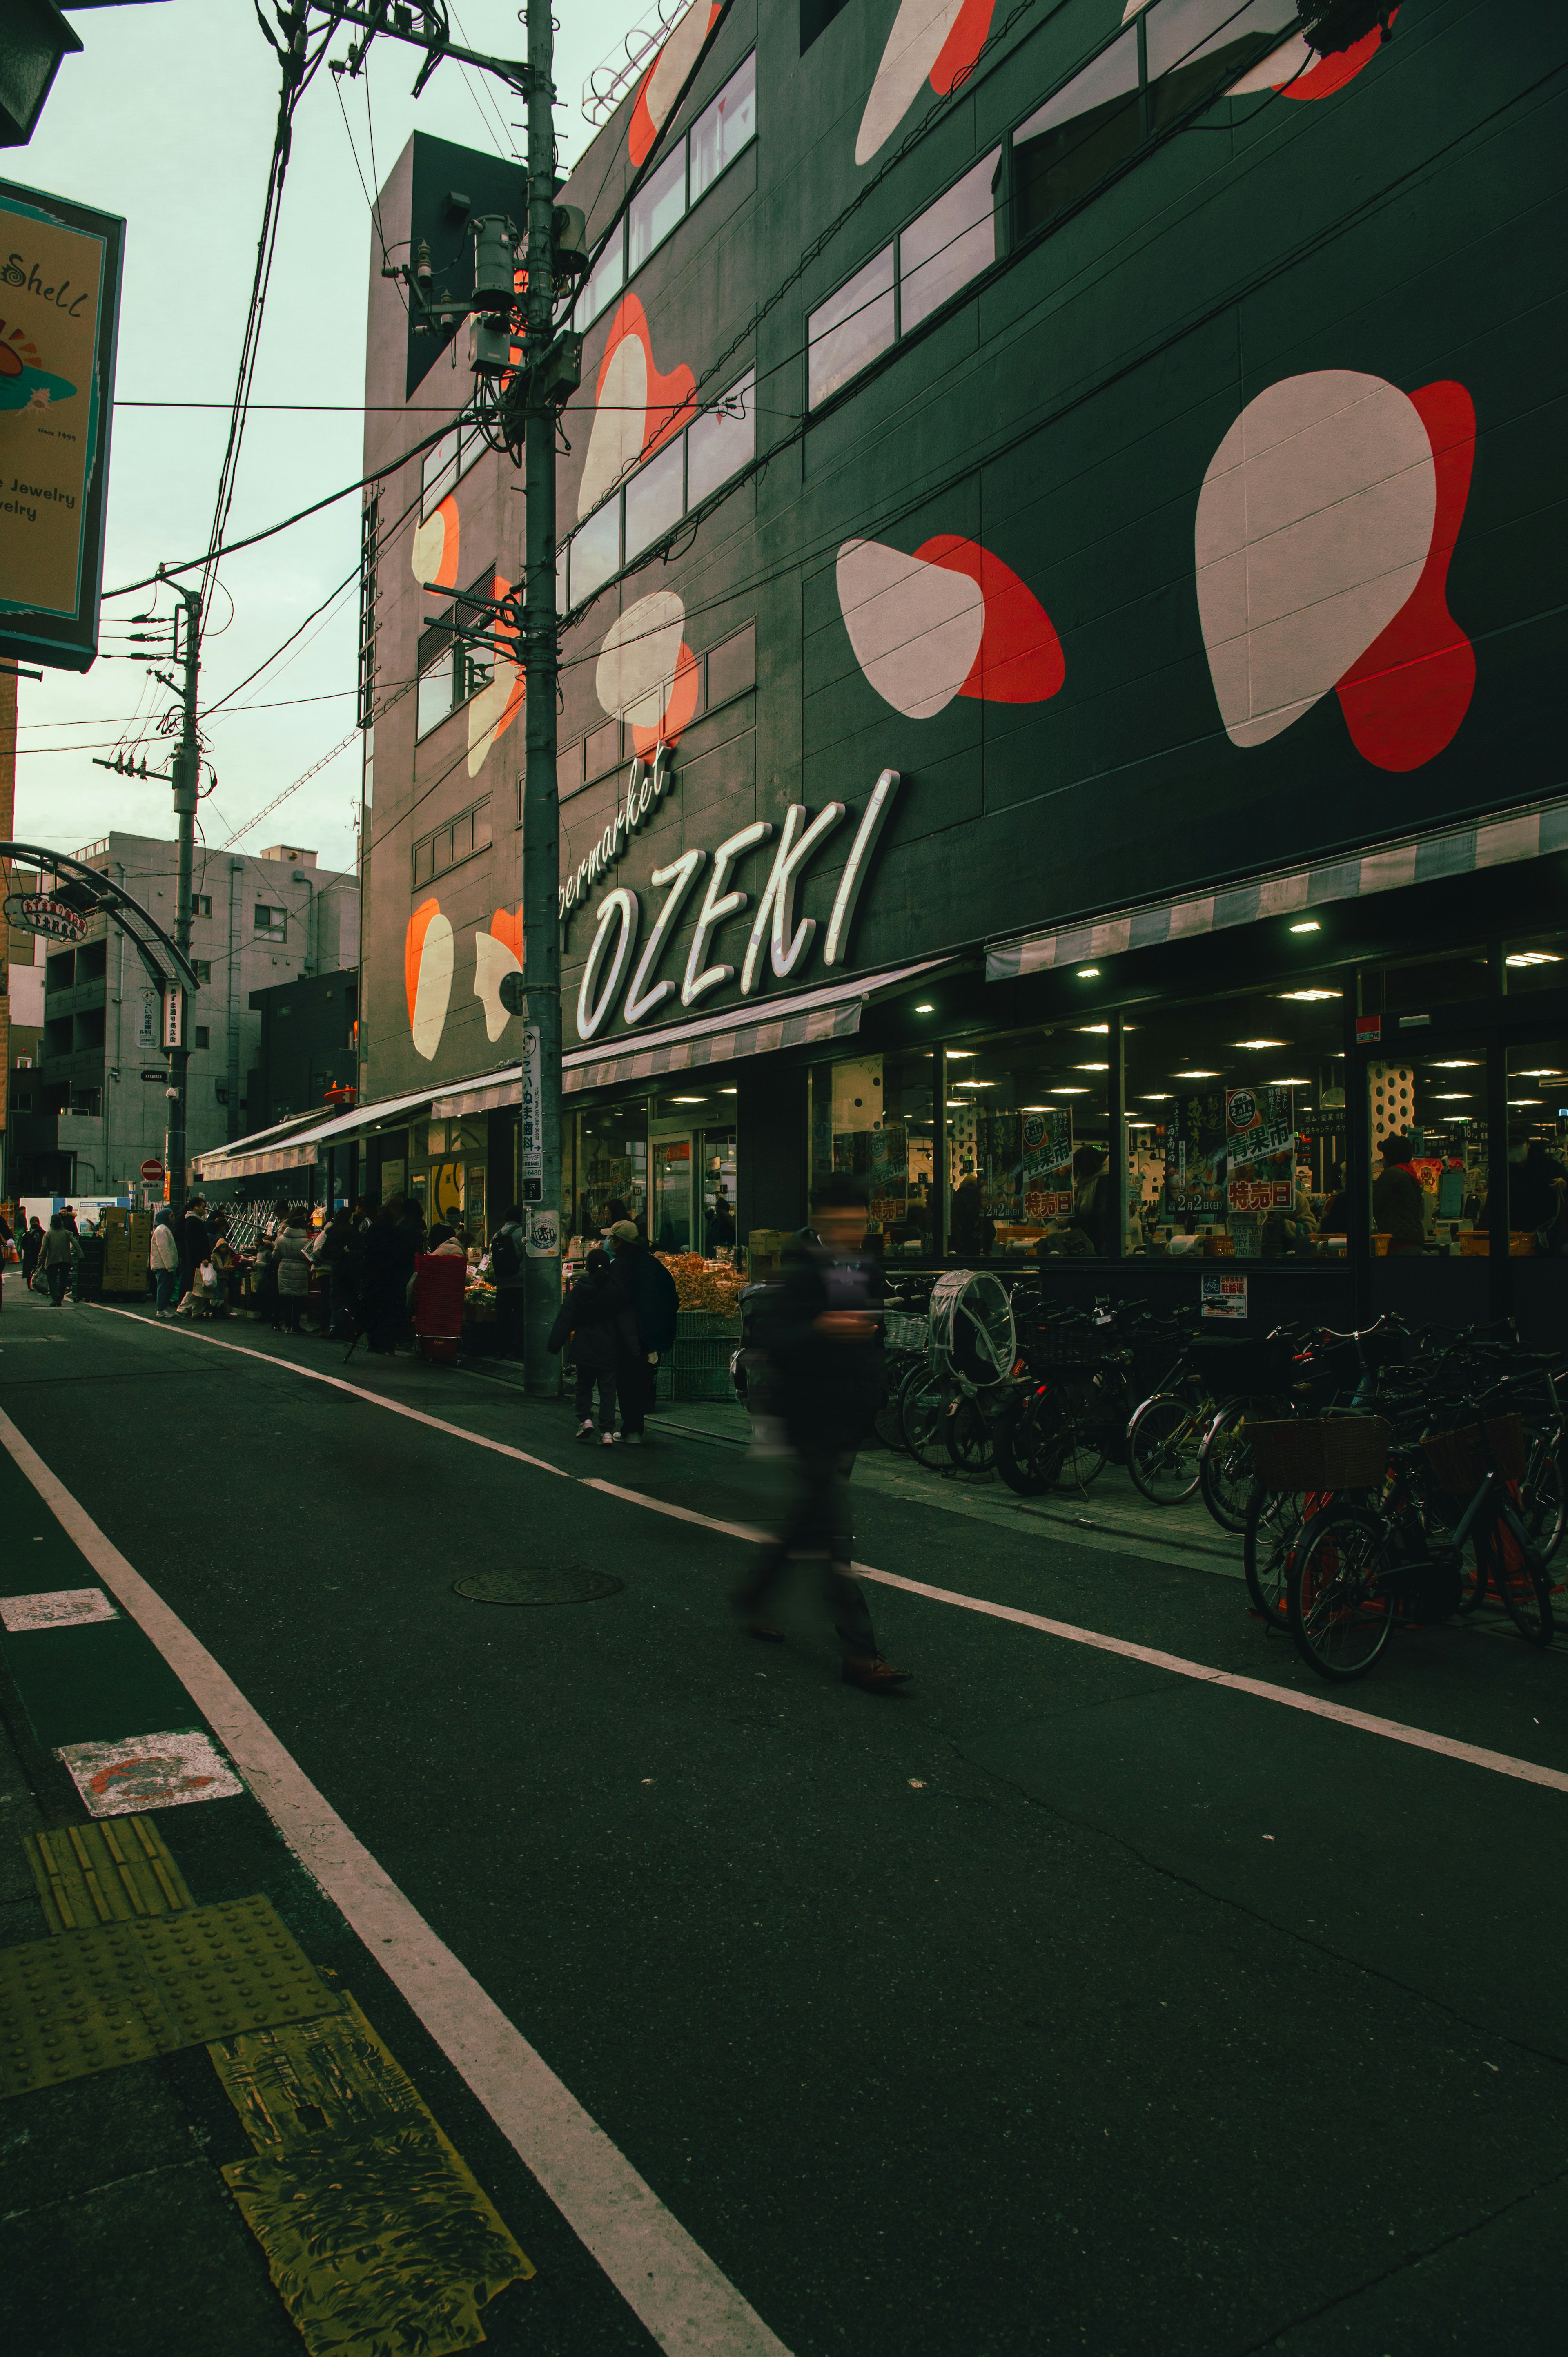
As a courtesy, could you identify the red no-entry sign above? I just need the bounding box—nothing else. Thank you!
[140,1158,165,1182]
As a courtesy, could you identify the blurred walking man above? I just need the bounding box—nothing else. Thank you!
[737,1175,910,1692]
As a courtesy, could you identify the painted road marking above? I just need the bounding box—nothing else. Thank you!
[56,1728,244,1817]
[79,1311,1568,1804]
[0,1402,792,2357]
[1,1587,118,1631]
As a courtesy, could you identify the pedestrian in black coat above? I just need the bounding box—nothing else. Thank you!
[735,1176,909,1692]
[548,1249,639,1447]
[176,1196,210,1305]
[362,1199,415,1354]
[20,1218,44,1283]
[604,1222,677,1441]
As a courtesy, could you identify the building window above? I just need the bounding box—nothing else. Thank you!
[706,622,755,707]
[410,796,493,892]
[254,905,286,938]
[194,1025,211,1049]
[69,1087,102,1117]
[561,369,755,606]
[808,153,1000,407]
[1014,0,1298,242]
[195,959,212,983]
[577,51,757,328]
[416,571,496,739]
[420,419,485,518]
[190,893,212,918]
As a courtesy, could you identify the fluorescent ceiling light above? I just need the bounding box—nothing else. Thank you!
[1074,1062,1108,1072]
[1432,1093,1471,1101]
[1429,1060,1477,1069]
[1268,1077,1311,1086]
[1289,920,1321,934]
[1076,966,1100,978]
[1019,1105,1050,1112]
[1506,951,1562,967]
[668,1095,706,1104]
[944,1099,966,1108]
[945,1049,976,1058]
[1140,1093,1172,1101]
[954,1078,996,1088]
[1232,1039,1288,1049]
[914,1002,935,1012]
[719,1087,737,1095]
[1278,989,1341,1001]
[1174,1069,1219,1078]
[1518,1068,1563,1077]
[1076,1024,1109,1035]
[1051,1086,1089,1095]
[1508,1098,1542,1106]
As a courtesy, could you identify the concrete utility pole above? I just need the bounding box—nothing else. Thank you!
[518,0,563,1392]
[165,585,200,1220]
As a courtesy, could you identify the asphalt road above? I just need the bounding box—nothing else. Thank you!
[2,1279,1566,2355]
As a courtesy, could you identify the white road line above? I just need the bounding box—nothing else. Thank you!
[0,1401,791,2357]
[85,1306,1568,1799]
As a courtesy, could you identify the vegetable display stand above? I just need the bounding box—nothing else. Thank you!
[657,1311,742,1401]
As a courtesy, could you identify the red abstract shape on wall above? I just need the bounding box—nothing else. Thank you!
[929,0,996,96]
[1334,380,1476,772]
[628,0,722,166]
[628,644,700,758]
[1282,18,1394,102]
[490,905,525,965]
[916,534,1066,704]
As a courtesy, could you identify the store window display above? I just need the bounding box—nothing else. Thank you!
[810,1051,935,1255]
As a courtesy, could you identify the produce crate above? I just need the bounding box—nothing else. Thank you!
[1421,1414,1528,1493]
[656,1310,743,1402]
[1249,1417,1390,1493]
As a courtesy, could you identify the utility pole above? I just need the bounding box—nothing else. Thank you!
[518,0,563,1393]
[165,585,200,1220]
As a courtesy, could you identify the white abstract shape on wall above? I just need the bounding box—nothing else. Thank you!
[473,927,522,1043]
[1194,369,1436,750]
[467,654,522,778]
[595,589,687,730]
[856,0,967,165]
[408,907,454,1062]
[836,535,985,718]
[579,330,648,517]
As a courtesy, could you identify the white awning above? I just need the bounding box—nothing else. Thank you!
[562,959,951,1095]
[194,1077,448,1181]
[986,793,1568,983]
[432,1075,522,1117]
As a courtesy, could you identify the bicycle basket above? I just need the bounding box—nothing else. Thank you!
[1248,1417,1390,1492]
[928,1270,1015,1385]
[883,1309,929,1353]
[1421,1414,1528,1494]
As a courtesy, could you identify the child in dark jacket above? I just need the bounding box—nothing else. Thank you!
[547,1249,639,1446]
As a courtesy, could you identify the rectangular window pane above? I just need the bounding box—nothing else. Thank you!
[1013,28,1141,240]
[574,230,624,330]
[900,149,1000,334]
[628,144,686,276]
[624,437,685,558]
[421,428,457,517]
[808,248,895,406]
[1147,0,1299,128]
[474,798,492,849]
[570,499,621,602]
[690,51,757,201]
[585,719,620,779]
[686,368,755,504]
[557,739,584,797]
[417,654,453,736]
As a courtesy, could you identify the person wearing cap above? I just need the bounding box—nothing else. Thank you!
[604,1220,677,1443]
[736,1175,910,1693]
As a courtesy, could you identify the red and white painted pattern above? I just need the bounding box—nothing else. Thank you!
[595,589,701,756]
[1195,368,1474,769]
[856,0,996,167]
[58,1728,243,1817]
[411,493,459,589]
[406,898,455,1062]
[474,905,524,1043]
[837,534,1064,717]
[1,1586,118,1631]
[628,0,722,167]
[1227,13,1394,103]
[579,295,697,520]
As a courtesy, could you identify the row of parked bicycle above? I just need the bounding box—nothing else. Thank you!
[854,1270,1565,1684]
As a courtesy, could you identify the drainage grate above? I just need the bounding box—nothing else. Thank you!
[452,1567,624,1606]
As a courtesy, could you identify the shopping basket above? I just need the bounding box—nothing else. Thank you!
[1420,1414,1528,1495]
[1248,1416,1390,1493]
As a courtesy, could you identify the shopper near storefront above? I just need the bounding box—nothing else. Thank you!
[40,1214,76,1307]
[147,1210,181,1317]
[1511,1140,1568,1252]
[549,1247,637,1444]
[490,1205,526,1360]
[271,1214,314,1332]
[604,1220,678,1442]
[20,1217,44,1287]
[1373,1135,1426,1256]
[1317,1164,1350,1241]
[736,1177,909,1692]
[313,1205,359,1339]
[176,1196,210,1308]
[361,1201,412,1355]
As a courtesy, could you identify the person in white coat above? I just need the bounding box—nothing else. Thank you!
[149,1207,181,1318]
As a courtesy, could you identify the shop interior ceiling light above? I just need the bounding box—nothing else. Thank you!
[1432,1092,1472,1100]
[719,1086,737,1093]
[1518,1068,1563,1077]
[1140,1092,1173,1100]
[1019,1104,1050,1111]
[1051,1086,1089,1095]
[953,1077,996,1086]
[1289,921,1322,934]
[914,1002,936,1012]
[1174,1068,1220,1077]
[669,1094,707,1103]
[944,1098,966,1107]
[1232,1038,1289,1048]
[1269,1076,1312,1085]
[1076,966,1100,977]
[945,1049,976,1058]
[1508,1098,1542,1106]
[1429,1059,1478,1068]
[1505,951,1562,966]
[1278,988,1342,1001]
[1074,1062,1109,1072]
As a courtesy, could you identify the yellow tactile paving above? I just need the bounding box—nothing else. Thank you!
[24,1816,192,1932]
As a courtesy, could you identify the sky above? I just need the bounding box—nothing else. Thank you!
[12,0,654,877]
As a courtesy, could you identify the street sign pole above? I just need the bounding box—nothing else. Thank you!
[519,0,564,1386]
[165,586,200,1220]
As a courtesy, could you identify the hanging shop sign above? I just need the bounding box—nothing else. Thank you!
[3,889,86,941]
[572,770,900,1045]
[160,986,183,1050]
[0,178,125,675]
[1225,1086,1296,1214]
[1163,1088,1227,1224]
[1020,1108,1074,1221]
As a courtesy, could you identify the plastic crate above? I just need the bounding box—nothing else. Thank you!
[1249,1417,1390,1493]
[657,1311,743,1402]
[1421,1414,1528,1493]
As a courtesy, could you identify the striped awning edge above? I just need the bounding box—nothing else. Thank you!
[198,1141,321,1181]
[564,997,863,1094]
[985,795,1568,983]
[432,1077,522,1117]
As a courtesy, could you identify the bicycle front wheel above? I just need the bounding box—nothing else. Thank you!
[945,1394,995,1473]
[1488,1521,1555,1646]
[1288,1507,1395,1681]
[1127,1392,1204,1504]
[900,1364,958,1470]
[1243,1483,1305,1629]
[1199,1396,1290,1534]
[1520,1437,1566,1565]
[994,1395,1064,1496]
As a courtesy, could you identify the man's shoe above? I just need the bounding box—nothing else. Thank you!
[842,1656,911,1691]
[573,1422,596,1443]
[621,1432,643,1447]
[601,1430,618,1446]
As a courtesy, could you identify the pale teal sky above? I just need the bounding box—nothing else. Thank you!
[12,0,653,875]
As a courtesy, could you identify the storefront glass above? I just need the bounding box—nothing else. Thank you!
[810,1050,935,1255]
[573,1100,649,1244]
[943,1029,1105,1260]
[1506,1036,1568,1251]
[408,1116,489,1244]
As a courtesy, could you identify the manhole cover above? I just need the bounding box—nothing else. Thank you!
[453,1568,624,1606]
